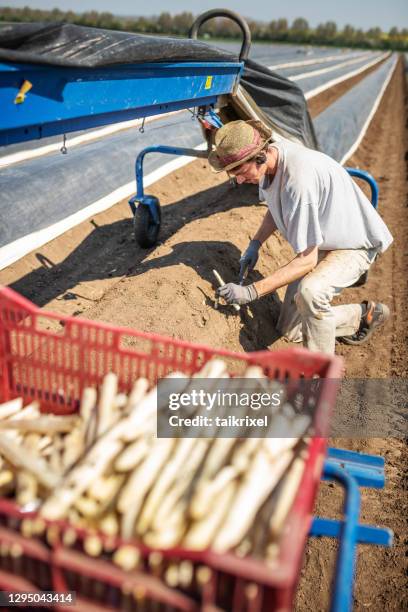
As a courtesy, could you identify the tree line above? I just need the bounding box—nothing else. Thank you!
[1,7,407,51]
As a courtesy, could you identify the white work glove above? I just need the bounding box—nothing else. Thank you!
[217,283,258,305]
[239,239,261,283]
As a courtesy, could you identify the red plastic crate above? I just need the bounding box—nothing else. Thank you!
[0,286,343,611]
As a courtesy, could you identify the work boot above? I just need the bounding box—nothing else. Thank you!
[339,300,390,345]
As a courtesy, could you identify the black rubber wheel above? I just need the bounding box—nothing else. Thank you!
[134,204,161,248]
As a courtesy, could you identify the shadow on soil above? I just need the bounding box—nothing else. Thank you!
[10,181,260,305]
[8,180,283,351]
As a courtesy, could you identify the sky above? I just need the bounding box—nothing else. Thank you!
[4,0,408,31]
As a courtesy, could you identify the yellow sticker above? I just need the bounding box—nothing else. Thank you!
[205,76,213,90]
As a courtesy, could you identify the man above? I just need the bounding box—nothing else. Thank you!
[210,120,393,355]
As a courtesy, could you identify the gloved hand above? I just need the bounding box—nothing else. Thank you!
[239,239,261,283]
[217,283,258,305]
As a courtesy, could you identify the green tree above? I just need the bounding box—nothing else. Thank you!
[157,12,173,34]
[290,17,309,43]
[172,11,193,36]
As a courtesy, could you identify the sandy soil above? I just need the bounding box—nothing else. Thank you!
[1,58,406,610]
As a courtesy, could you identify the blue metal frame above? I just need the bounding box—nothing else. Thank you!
[346,168,379,209]
[326,447,385,488]
[129,105,222,228]
[129,144,208,222]
[0,60,243,146]
[311,447,393,612]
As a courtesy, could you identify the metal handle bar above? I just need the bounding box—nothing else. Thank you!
[345,168,379,209]
[189,9,251,62]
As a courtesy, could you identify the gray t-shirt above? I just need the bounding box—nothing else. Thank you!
[259,141,393,254]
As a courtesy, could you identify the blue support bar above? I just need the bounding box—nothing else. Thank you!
[346,168,379,209]
[326,447,385,488]
[311,517,393,547]
[206,107,224,128]
[129,143,210,247]
[132,144,208,204]
[323,461,361,612]
[327,447,384,469]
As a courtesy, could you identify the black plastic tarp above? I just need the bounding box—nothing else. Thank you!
[241,59,318,149]
[0,22,238,66]
[0,22,317,149]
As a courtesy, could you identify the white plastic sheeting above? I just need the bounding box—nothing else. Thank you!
[314,54,397,163]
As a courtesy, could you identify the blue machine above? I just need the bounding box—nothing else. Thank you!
[0,61,243,146]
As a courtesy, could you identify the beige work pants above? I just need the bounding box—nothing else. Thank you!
[277,249,377,355]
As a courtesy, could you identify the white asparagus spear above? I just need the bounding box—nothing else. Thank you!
[40,437,123,520]
[83,534,103,557]
[16,432,41,505]
[24,432,41,448]
[62,386,100,468]
[4,402,40,442]
[114,393,128,410]
[0,434,59,489]
[263,413,311,449]
[88,473,125,505]
[113,545,140,571]
[231,438,263,470]
[125,378,150,412]
[184,481,237,550]
[0,415,79,434]
[99,512,119,537]
[9,402,40,421]
[135,438,197,532]
[192,437,234,484]
[61,427,85,470]
[74,496,100,517]
[263,437,301,461]
[242,365,265,378]
[190,465,238,520]
[118,439,176,538]
[141,439,209,533]
[96,372,118,436]
[190,438,260,520]
[120,372,188,442]
[80,387,97,448]
[192,358,228,379]
[144,510,185,549]
[0,398,23,420]
[213,269,240,312]
[269,453,306,538]
[114,437,151,472]
[37,435,52,452]
[212,448,294,552]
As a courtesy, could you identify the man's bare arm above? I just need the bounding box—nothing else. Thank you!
[253,209,277,244]
[254,246,319,296]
